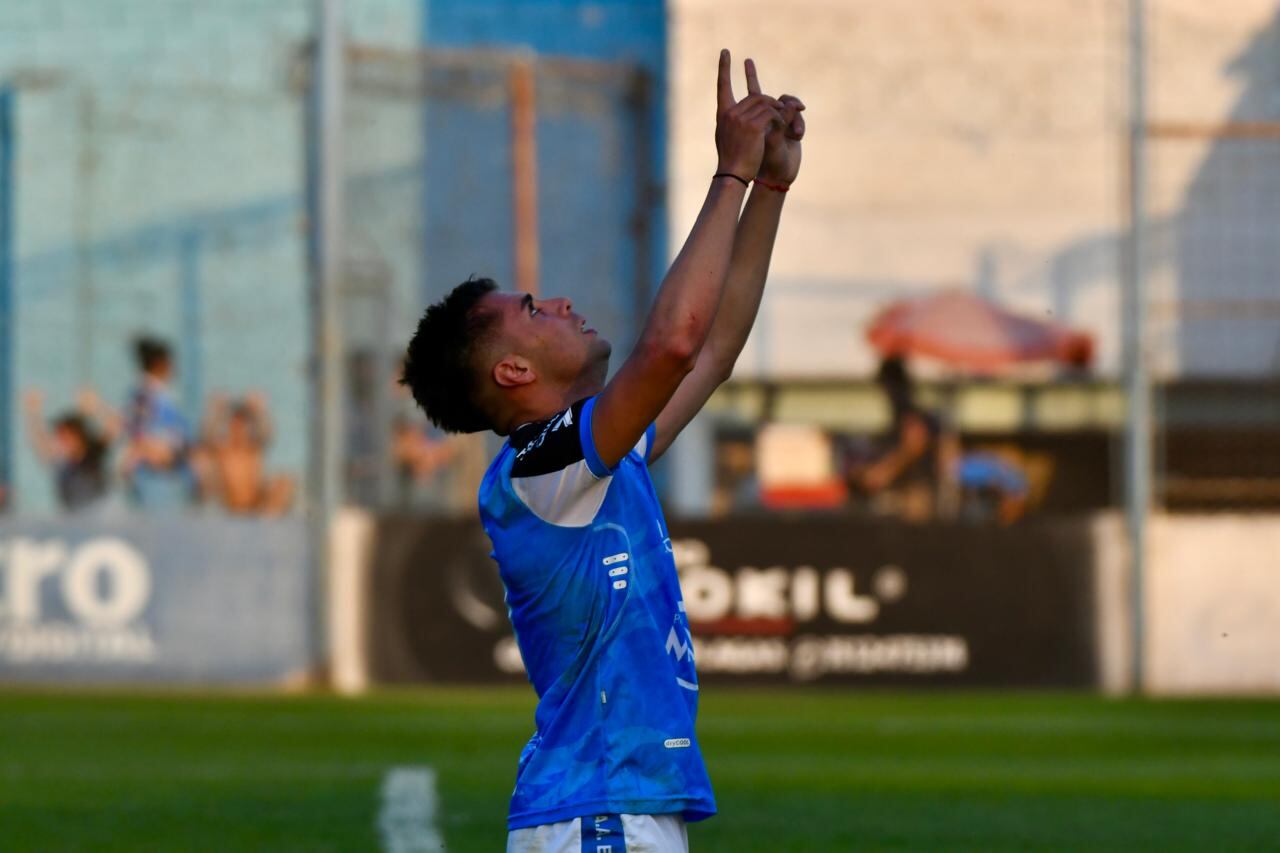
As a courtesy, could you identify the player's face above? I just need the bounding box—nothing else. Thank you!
[488,291,611,389]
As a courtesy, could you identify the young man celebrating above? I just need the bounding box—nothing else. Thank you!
[401,50,804,852]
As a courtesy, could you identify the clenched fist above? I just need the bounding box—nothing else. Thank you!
[757,85,805,185]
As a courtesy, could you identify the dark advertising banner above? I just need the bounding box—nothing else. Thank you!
[367,516,1098,687]
[0,517,312,684]
[366,517,518,685]
[668,518,1096,686]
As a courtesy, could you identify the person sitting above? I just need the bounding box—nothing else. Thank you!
[956,449,1031,525]
[852,355,958,521]
[389,414,460,509]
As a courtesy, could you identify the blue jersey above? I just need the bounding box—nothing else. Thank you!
[479,395,716,831]
[124,380,194,509]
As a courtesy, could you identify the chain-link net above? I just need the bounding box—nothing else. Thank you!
[1146,4,1280,510]
[11,74,310,513]
[340,45,653,512]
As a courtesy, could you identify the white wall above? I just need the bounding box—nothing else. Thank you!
[669,0,1280,379]
[1146,514,1280,694]
[1092,511,1280,695]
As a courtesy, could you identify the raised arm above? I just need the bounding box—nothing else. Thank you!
[589,50,781,468]
[22,389,59,464]
[199,392,230,445]
[78,387,123,444]
[648,62,806,462]
[245,391,274,447]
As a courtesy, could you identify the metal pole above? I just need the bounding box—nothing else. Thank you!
[1123,0,1150,694]
[0,87,13,501]
[178,231,203,419]
[510,57,539,297]
[629,69,655,346]
[309,0,346,680]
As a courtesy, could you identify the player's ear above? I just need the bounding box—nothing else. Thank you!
[493,355,536,389]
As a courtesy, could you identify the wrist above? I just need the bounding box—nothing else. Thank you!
[712,171,750,188]
[756,165,798,186]
[754,176,791,193]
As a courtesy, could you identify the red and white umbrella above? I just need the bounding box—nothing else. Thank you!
[866,290,1093,370]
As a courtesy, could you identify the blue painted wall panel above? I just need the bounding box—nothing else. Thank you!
[420,0,668,335]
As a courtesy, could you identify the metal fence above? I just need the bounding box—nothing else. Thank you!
[336,44,655,512]
[6,71,310,515]
[1,38,654,517]
[1141,2,1280,511]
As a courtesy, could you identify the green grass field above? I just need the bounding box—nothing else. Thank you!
[1,688,1277,851]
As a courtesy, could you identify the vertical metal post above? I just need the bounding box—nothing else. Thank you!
[1123,0,1150,694]
[309,0,346,678]
[629,69,655,345]
[74,90,95,386]
[178,230,203,418]
[510,57,540,297]
[0,87,13,501]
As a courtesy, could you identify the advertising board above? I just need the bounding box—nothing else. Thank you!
[365,516,1097,687]
[0,517,312,684]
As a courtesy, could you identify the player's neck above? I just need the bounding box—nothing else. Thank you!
[497,379,597,436]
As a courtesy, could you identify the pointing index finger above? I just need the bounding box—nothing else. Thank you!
[717,49,735,111]
[745,58,762,96]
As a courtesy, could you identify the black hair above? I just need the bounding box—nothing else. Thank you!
[400,277,502,433]
[134,336,172,373]
[52,413,107,466]
[876,355,915,417]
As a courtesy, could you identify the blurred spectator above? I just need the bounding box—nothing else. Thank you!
[121,336,195,509]
[193,392,294,516]
[849,355,959,521]
[390,414,459,509]
[711,433,760,516]
[956,450,1031,525]
[22,388,118,512]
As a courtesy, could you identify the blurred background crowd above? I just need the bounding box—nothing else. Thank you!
[3,0,1275,529]
[16,333,482,516]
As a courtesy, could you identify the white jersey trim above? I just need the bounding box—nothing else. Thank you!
[512,458,612,528]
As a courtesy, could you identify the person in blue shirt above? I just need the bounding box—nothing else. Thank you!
[122,336,195,510]
[400,50,804,852]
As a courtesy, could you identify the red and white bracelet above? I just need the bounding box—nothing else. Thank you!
[754,177,790,193]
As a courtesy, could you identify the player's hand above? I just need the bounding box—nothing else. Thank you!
[715,49,782,182]
[22,388,44,415]
[741,57,805,185]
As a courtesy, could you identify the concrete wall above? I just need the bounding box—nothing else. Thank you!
[1092,510,1280,695]
[1146,514,1280,694]
[669,0,1280,380]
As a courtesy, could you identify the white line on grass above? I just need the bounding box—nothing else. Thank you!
[378,765,445,852]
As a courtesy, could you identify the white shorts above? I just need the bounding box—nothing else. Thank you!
[507,813,688,853]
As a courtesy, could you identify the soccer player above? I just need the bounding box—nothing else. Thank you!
[401,50,804,852]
